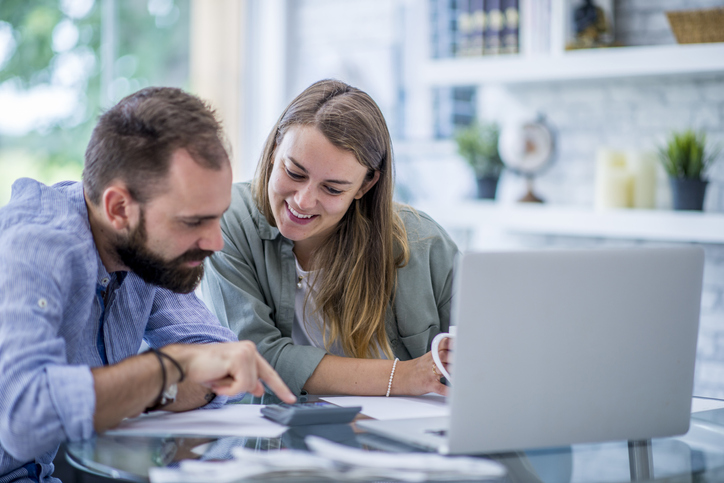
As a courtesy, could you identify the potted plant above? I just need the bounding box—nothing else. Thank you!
[454,121,505,199]
[658,129,720,211]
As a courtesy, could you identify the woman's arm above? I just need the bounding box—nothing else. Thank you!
[303,351,449,396]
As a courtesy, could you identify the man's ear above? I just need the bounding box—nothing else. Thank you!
[102,184,139,231]
[354,170,381,200]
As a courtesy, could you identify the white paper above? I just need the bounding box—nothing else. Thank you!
[149,435,506,483]
[321,393,450,420]
[692,397,724,413]
[106,404,286,438]
[306,435,505,478]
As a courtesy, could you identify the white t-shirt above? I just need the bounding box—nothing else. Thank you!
[291,256,389,359]
[291,257,346,356]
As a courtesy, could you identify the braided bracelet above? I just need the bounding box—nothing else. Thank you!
[386,358,399,397]
[151,348,185,382]
[145,348,185,411]
[147,349,167,410]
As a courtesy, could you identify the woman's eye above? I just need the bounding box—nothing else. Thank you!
[286,168,304,180]
[325,186,343,195]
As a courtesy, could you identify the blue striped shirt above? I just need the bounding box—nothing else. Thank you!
[0,179,238,482]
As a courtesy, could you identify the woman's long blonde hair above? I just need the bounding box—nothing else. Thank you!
[253,79,409,359]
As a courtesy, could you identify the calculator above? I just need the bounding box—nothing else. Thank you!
[260,402,362,426]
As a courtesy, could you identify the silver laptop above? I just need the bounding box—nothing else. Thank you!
[358,247,705,454]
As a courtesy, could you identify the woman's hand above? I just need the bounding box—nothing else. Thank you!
[436,335,453,376]
[392,344,451,397]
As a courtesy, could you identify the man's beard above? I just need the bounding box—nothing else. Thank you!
[115,210,213,294]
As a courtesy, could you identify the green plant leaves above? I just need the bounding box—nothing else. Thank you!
[454,122,504,178]
[658,129,720,180]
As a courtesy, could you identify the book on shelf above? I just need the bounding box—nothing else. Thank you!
[429,0,520,58]
[501,0,519,54]
[470,0,485,56]
[484,0,503,55]
[457,0,475,56]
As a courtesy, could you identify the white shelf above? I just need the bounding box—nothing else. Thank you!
[421,43,724,85]
[414,201,724,245]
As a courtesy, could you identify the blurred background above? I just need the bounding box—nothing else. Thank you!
[1,0,723,397]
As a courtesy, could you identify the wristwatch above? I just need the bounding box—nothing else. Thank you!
[159,383,178,406]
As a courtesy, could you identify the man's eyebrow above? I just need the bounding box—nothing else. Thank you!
[288,156,354,185]
[176,204,231,222]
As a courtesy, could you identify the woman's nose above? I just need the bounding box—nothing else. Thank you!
[294,183,316,211]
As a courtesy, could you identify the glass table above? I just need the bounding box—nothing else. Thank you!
[65,396,724,482]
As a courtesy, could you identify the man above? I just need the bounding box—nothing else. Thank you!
[0,87,295,482]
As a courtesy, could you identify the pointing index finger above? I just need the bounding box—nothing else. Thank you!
[256,353,297,403]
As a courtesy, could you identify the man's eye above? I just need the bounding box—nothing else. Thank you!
[185,220,203,227]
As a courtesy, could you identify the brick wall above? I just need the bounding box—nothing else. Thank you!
[288,0,724,398]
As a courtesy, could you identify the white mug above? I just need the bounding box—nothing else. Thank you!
[431,326,456,382]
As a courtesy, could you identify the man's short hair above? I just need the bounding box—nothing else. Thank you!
[83,87,229,205]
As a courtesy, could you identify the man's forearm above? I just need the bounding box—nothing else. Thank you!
[92,351,166,432]
[92,341,296,432]
[92,348,217,432]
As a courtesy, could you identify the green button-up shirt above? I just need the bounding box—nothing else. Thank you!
[199,182,459,395]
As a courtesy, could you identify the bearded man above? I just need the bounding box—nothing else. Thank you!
[0,87,295,483]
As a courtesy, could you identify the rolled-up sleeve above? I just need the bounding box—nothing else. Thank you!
[0,239,96,460]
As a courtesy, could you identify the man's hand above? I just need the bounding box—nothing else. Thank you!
[164,341,296,402]
[92,341,295,432]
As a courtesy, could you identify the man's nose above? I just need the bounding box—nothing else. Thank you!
[198,220,224,252]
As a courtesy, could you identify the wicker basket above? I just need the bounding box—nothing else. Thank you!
[666,7,724,44]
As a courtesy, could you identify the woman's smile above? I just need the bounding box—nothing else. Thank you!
[286,201,317,224]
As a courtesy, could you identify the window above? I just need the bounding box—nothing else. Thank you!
[0,0,190,206]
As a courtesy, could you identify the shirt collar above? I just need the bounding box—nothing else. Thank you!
[252,203,282,241]
[64,182,117,288]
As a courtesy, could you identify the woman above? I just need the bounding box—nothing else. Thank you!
[200,79,457,397]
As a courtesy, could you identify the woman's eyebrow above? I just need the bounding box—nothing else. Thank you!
[287,156,354,185]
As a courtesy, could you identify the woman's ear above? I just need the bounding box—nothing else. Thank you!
[354,170,381,200]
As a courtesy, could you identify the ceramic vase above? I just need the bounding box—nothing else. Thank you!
[476,175,500,199]
[669,178,708,211]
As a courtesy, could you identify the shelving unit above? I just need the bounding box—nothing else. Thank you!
[419,0,724,86]
[414,200,724,247]
[404,1,724,249]
[421,42,724,85]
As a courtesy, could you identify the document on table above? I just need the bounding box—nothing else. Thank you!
[321,393,450,420]
[106,404,287,438]
[692,397,724,413]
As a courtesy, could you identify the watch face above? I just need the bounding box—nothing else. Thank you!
[162,383,178,404]
[499,121,554,175]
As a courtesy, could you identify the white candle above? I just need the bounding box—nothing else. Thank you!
[628,151,657,210]
[595,149,632,210]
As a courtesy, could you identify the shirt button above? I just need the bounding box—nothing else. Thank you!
[101,277,109,286]
[37,298,48,309]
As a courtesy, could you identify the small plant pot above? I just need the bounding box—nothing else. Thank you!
[475,175,500,199]
[669,178,708,211]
